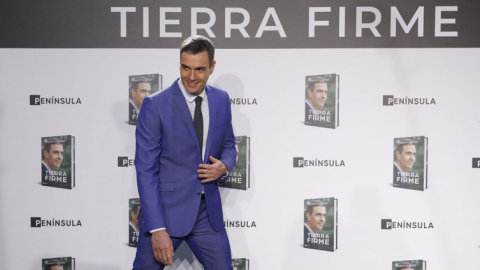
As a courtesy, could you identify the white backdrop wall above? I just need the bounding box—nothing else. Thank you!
[1,48,479,269]
[1,1,480,269]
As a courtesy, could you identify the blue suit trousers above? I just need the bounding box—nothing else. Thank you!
[133,198,233,270]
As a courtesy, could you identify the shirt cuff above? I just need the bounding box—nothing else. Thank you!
[150,228,166,233]
[220,171,230,179]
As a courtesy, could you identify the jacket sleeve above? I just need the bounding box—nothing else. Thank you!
[218,92,237,182]
[135,96,166,231]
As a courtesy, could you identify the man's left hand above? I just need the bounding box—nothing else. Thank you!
[197,156,227,183]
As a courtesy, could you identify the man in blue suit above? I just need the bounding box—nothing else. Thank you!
[133,35,236,269]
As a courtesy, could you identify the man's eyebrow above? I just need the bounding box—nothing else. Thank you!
[181,63,207,70]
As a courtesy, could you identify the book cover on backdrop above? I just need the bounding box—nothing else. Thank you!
[129,198,141,247]
[219,136,250,190]
[393,136,428,191]
[303,197,338,251]
[304,74,339,129]
[42,257,75,270]
[232,258,249,270]
[41,135,75,189]
[129,74,161,125]
[392,260,426,270]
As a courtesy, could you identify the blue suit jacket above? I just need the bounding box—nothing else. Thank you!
[135,79,236,237]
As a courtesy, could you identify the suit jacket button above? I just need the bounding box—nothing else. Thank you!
[196,192,201,195]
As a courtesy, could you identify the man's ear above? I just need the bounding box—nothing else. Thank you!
[209,60,217,74]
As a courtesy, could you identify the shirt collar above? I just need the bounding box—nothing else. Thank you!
[42,160,53,173]
[305,99,315,111]
[304,223,315,235]
[129,99,139,111]
[394,162,404,173]
[177,79,207,103]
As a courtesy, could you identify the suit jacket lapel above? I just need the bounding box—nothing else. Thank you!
[204,85,215,163]
[172,81,202,155]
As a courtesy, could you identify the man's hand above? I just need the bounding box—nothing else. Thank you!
[151,230,174,266]
[197,156,228,183]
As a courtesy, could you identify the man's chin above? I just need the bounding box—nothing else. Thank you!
[186,87,202,95]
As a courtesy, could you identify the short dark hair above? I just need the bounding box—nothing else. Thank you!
[44,259,64,270]
[395,139,415,154]
[131,203,140,215]
[131,77,150,91]
[307,78,327,91]
[306,200,325,215]
[180,35,215,67]
[43,138,63,154]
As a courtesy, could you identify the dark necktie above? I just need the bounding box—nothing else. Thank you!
[194,96,203,152]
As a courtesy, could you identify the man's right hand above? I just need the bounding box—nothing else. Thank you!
[151,230,174,266]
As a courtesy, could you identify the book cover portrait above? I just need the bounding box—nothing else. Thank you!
[219,136,250,190]
[129,198,141,247]
[304,74,339,129]
[392,260,426,270]
[129,74,161,125]
[41,135,75,189]
[232,258,249,270]
[393,136,428,191]
[303,197,338,251]
[42,257,75,270]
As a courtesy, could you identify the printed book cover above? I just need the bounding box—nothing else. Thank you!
[393,136,428,191]
[41,135,75,189]
[304,74,339,129]
[129,74,161,125]
[303,197,338,251]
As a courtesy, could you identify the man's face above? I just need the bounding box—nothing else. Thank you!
[44,144,64,170]
[400,268,413,270]
[180,51,216,96]
[50,265,64,270]
[308,82,328,109]
[396,144,416,172]
[306,206,326,232]
[131,82,152,108]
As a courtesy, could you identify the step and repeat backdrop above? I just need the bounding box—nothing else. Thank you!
[1,0,480,269]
